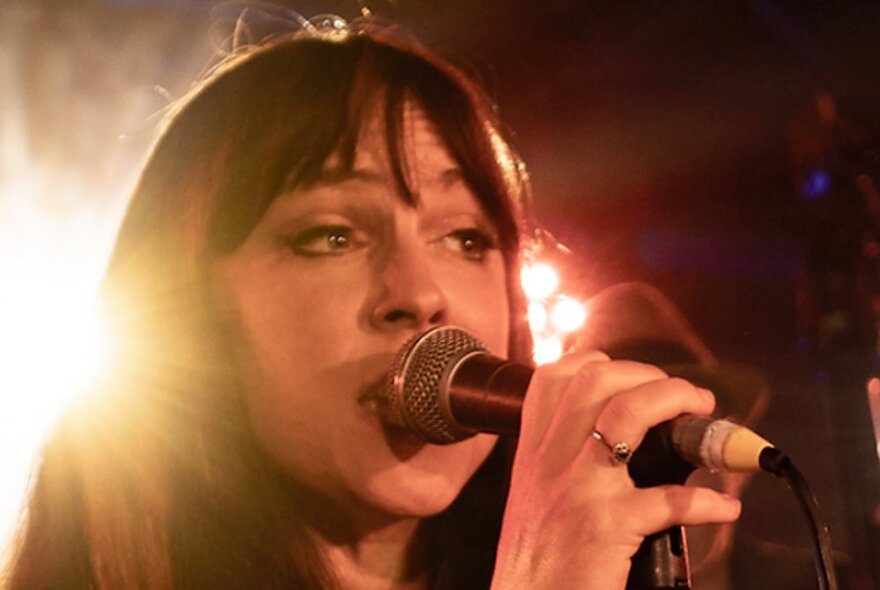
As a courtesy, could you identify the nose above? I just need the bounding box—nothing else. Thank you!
[369,244,448,331]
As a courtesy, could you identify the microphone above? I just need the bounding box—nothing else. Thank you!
[383,325,774,473]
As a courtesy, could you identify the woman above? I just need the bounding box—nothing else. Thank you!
[4,23,739,590]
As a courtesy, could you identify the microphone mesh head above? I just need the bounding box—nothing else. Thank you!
[386,326,488,444]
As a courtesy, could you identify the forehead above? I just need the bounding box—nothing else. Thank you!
[348,103,456,178]
[252,108,482,233]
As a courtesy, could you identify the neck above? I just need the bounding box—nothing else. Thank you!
[321,517,429,590]
[286,484,432,590]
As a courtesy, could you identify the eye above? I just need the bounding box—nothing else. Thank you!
[287,225,364,257]
[442,228,498,261]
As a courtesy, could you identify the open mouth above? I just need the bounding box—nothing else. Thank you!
[357,377,428,459]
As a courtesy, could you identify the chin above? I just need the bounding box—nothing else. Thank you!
[361,434,498,518]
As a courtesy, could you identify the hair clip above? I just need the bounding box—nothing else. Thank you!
[307,14,351,41]
[210,3,358,54]
[210,2,416,56]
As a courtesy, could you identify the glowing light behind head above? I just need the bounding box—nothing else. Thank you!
[521,262,559,300]
[0,169,123,558]
[521,255,587,365]
[0,4,186,556]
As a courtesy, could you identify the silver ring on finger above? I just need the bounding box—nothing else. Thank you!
[591,430,633,466]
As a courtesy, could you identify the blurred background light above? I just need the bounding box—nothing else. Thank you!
[0,0,210,561]
[549,295,587,334]
[521,259,586,365]
[527,301,548,333]
[0,185,122,555]
[799,167,832,200]
[532,336,564,366]
[520,262,559,300]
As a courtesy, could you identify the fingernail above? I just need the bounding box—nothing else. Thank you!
[699,387,715,403]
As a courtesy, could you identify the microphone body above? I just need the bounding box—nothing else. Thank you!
[384,325,772,473]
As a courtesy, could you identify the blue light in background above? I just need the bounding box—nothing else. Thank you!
[799,167,832,200]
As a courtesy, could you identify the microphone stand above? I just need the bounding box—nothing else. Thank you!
[625,422,697,589]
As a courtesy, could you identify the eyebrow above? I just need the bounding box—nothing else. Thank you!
[312,166,462,186]
[295,165,464,195]
[439,168,463,188]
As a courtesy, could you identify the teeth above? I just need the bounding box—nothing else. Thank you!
[357,382,388,408]
[357,389,375,403]
[358,391,381,410]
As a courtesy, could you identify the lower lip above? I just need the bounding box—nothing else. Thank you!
[357,392,429,457]
[382,424,429,457]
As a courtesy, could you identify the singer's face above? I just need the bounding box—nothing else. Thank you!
[212,107,510,524]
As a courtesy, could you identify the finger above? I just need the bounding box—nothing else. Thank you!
[629,485,742,535]
[519,350,610,451]
[590,377,715,459]
[539,360,669,460]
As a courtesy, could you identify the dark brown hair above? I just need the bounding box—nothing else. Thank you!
[5,30,531,590]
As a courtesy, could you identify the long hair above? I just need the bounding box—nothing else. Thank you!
[4,30,532,590]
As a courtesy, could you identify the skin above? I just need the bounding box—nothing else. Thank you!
[213,104,742,589]
[491,355,742,589]
[213,106,509,587]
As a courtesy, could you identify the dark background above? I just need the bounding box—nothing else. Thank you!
[5,1,880,587]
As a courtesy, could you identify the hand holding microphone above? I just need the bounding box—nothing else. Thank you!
[379,324,747,590]
[381,325,774,474]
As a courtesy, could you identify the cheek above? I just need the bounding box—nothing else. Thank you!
[221,265,372,404]
[442,260,511,355]
[213,250,511,507]
[217,266,371,481]
[213,262,367,442]
[223,263,366,371]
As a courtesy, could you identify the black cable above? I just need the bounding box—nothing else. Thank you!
[759,447,839,590]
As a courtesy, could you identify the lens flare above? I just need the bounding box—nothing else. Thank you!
[527,301,548,333]
[0,171,122,557]
[520,262,559,300]
[521,258,586,365]
[533,336,564,365]
[550,295,587,333]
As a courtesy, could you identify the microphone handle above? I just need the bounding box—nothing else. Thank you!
[626,425,695,589]
[626,527,691,589]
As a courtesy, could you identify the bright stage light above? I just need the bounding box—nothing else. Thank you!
[550,295,587,334]
[0,171,123,561]
[0,0,204,564]
[533,336,563,365]
[521,255,587,365]
[527,301,548,333]
[521,262,559,300]
[0,285,111,416]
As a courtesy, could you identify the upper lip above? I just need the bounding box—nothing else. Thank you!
[355,330,435,407]
[358,371,415,434]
